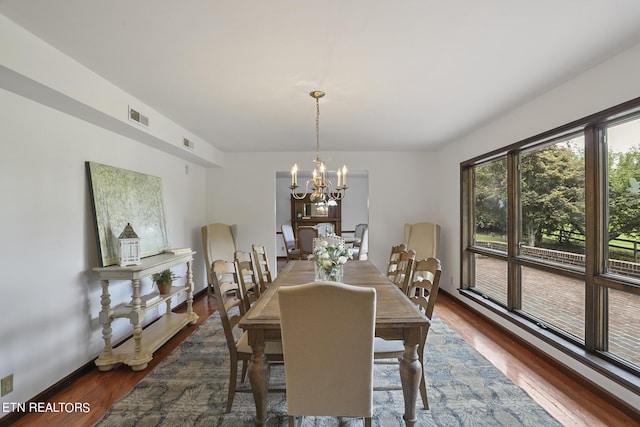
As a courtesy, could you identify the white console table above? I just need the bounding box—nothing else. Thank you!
[93,252,199,371]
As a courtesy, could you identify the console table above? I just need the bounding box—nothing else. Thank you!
[93,252,199,371]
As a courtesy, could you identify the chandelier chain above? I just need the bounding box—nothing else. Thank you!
[315,95,321,162]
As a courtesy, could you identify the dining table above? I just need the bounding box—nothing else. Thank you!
[238,259,429,426]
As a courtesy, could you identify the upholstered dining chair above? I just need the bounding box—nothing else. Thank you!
[352,227,369,260]
[404,222,440,261]
[373,257,442,409]
[315,222,334,237]
[251,244,273,293]
[278,281,376,427]
[201,223,237,295]
[353,223,368,248]
[234,250,260,312]
[211,259,284,413]
[386,243,407,279]
[297,226,318,259]
[281,224,301,260]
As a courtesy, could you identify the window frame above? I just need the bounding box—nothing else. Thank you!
[460,96,640,390]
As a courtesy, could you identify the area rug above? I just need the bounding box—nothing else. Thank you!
[95,309,561,427]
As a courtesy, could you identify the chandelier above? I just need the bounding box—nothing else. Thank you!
[290,90,347,202]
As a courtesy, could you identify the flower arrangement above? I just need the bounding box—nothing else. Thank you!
[309,238,353,282]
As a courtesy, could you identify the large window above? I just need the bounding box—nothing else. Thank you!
[462,98,640,381]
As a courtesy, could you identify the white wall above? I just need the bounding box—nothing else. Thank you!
[0,16,212,409]
[205,151,436,273]
[0,88,209,407]
[434,41,640,409]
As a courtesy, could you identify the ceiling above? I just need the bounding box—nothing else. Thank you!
[3,1,640,153]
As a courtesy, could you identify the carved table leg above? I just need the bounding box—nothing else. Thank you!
[95,279,115,371]
[400,329,421,427]
[128,278,150,371]
[186,260,198,324]
[248,331,270,427]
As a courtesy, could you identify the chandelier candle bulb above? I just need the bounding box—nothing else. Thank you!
[291,164,298,187]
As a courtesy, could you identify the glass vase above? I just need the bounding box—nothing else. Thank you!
[315,264,344,282]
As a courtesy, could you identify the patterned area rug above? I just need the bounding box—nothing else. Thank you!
[95,309,561,426]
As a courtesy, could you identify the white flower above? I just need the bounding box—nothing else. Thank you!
[338,256,348,264]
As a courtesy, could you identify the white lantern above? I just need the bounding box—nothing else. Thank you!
[118,223,141,266]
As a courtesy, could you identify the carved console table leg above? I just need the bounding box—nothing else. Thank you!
[128,278,151,371]
[95,279,115,371]
[186,260,198,324]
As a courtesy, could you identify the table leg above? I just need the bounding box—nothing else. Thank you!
[400,330,421,427]
[248,332,270,427]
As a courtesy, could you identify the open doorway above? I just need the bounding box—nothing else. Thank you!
[274,170,369,262]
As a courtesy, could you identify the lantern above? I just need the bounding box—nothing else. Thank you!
[118,223,141,266]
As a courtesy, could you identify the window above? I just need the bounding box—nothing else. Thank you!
[462,97,640,379]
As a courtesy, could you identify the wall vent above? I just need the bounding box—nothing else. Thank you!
[183,138,194,149]
[128,107,149,127]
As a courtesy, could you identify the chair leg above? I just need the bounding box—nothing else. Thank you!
[226,360,238,413]
[240,360,248,383]
[365,417,372,427]
[288,415,302,427]
[420,373,429,410]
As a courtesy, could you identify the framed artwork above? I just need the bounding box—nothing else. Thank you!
[86,161,169,266]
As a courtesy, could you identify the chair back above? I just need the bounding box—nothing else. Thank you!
[354,223,368,247]
[407,257,442,320]
[201,223,237,290]
[297,226,318,259]
[356,227,369,260]
[386,243,407,279]
[278,281,376,418]
[234,250,259,312]
[281,224,301,260]
[211,260,243,353]
[251,244,272,292]
[391,249,416,294]
[281,224,296,250]
[316,222,334,237]
[404,222,440,260]
[314,235,345,249]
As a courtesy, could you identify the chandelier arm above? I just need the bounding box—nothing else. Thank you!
[290,179,314,200]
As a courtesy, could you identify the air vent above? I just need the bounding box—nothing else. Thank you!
[128,107,149,127]
[183,138,194,149]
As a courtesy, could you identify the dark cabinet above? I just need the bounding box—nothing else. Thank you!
[290,194,341,236]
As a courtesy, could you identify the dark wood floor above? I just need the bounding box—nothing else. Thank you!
[4,290,639,427]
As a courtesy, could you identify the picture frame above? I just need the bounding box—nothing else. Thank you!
[86,161,169,266]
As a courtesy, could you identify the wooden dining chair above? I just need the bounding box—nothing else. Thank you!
[234,250,260,312]
[211,259,284,413]
[373,257,442,409]
[278,281,376,427]
[386,243,407,279]
[390,249,415,293]
[251,244,273,293]
[297,226,318,259]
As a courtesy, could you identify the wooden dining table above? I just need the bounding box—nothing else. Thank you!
[239,260,429,426]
